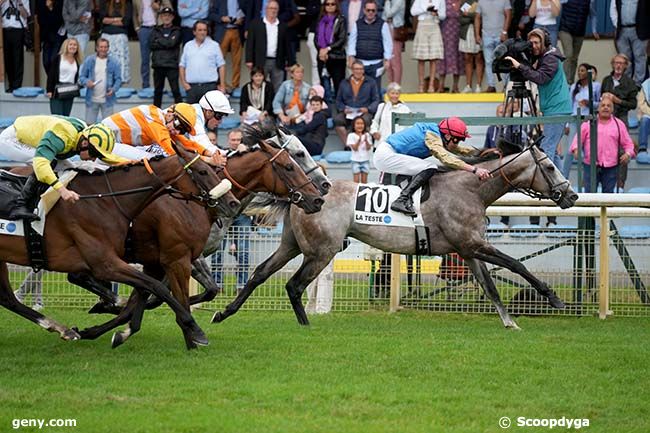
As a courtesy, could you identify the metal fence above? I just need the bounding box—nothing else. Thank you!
[8,218,650,317]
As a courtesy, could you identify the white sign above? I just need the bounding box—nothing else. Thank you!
[354,183,424,227]
[0,219,25,236]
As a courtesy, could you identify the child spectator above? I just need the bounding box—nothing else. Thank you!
[292,95,328,156]
[296,85,329,124]
[207,130,218,147]
[347,116,373,183]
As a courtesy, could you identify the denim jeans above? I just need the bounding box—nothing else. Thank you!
[212,215,252,289]
[561,123,577,179]
[85,103,114,124]
[639,116,650,151]
[582,164,618,193]
[137,27,153,88]
[481,34,501,88]
[540,121,563,168]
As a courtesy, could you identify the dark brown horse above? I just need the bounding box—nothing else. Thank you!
[68,138,325,348]
[0,144,237,346]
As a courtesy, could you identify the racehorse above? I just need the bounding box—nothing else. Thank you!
[66,134,326,348]
[212,144,580,330]
[0,144,236,346]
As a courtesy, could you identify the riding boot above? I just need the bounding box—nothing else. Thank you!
[8,175,41,222]
[390,168,437,216]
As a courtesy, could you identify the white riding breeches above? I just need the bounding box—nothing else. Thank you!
[112,142,164,160]
[0,126,36,162]
[373,141,439,176]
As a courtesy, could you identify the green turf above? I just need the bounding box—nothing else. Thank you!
[0,309,648,433]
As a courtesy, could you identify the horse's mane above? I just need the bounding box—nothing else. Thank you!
[240,120,280,147]
[247,193,290,225]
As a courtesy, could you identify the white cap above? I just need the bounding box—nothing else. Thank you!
[199,90,234,114]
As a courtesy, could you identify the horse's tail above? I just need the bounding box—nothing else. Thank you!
[248,194,291,225]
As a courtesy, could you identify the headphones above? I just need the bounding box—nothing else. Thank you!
[529,27,552,49]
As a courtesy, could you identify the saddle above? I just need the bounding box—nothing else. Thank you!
[0,170,28,219]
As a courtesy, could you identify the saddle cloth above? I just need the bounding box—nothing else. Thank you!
[353,183,425,228]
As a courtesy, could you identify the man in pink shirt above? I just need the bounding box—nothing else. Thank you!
[570,94,635,193]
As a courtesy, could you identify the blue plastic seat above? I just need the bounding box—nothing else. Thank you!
[545,224,578,238]
[231,87,242,99]
[618,225,650,239]
[636,152,650,164]
[218,117,240,130]
[116,87,136,99]
[626,187,650,194]
[311,154,322,161]
[324,150,352,164]
[137,87,155,99]
[12,87,44,97]
[326,118,334,129]
[509,224,542,238]
[0,117,15,129]
[487,222,507,238]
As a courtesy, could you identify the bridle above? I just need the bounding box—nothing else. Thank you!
[268,133,325,187]
[489,144,571,203]
[222,139,314,204]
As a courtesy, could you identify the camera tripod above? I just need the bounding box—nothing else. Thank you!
[498,80,542,147]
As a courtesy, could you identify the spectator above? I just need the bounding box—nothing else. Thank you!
[348,0,393,93]
[292,95,329,156]
[1,0,30,92]
[341,0,366,33]
[210,0,244,93]
[46,37,82,116]
[438,0,463,92]
[348,116,373,182]
[484,103,506,149]
[459,0,483,93]
[99,0,132,83]
[79,38,122,124]
[272,63,311,126]
[570,95,635,193]
[557,0,598,84]
[561,63,600,178]
[638,77,650,153]
[334,60,380,146]
[177,0,208,44]
[528,0,560,47]
[37,0,65,79]
[506,27,570,226]
[305,259,335,314]
[133,0,167,89]
[212,129,253,294]
[245,0,289,92]
[296,84,330,123]
[370,81,411,146]
[509,0,531,38]
[475,0,511,93]
[150,6,182,107]
[601,54,639,128]
[13,272,43,311]
[305,0,322,87]
[179,20,226,104]
[315,0,348,101]
[411,0,445,93]
[62,0,92,54]
[383,0,406,85]
[240,67,274,124]
[278,0,300,67]
[610,0,650,86]
[207,130,218,147]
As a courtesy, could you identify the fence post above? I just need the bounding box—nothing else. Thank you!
[389,253,401,312]
[598,206,610,319]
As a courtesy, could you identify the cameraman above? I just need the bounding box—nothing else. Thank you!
[1,0,31,92]
[506,28,571,227]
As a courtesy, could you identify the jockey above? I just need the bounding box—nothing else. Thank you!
[102,103,226,166]
[373,117,492,216]
[0,115,128,221]
[191,90,235,148]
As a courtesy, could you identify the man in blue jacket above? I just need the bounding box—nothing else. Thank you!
[334,60,380,147]
[78,38,123,124]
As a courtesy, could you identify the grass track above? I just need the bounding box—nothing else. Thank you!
[0,308,648,433]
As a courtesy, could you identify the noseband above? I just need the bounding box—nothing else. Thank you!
[490,145,571,203]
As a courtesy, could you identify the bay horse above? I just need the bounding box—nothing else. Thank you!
[212,144,580,330]
[66,135,326,348]
[0,144,237,345]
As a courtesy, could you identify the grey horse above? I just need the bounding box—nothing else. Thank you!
[212,144,579,330]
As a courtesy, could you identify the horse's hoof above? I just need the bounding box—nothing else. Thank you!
[548,295,566,309]
[111,332,124,349]
[211,311,224,323]
[62,328,81,341]
[191,329,209,346]
[506,323,522,331]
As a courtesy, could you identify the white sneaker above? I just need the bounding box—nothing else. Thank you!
[474,84,482,93]
[461,85,472,93]
[33,303,43,311]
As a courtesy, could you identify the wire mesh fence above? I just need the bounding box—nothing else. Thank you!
[7,221,650,317]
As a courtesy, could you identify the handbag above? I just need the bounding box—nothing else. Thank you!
[393,26,411,43]
[54,83,81,99]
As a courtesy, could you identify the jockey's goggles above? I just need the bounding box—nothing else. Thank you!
[172,117,191,134]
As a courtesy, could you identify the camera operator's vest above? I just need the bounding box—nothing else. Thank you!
[355,17,384,61]
[538,55,572,115]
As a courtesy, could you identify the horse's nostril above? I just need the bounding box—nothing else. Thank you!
[323,182,332,190]
[315,198,324,205]
[229,200,238,208]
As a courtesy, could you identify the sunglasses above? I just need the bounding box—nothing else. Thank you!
[172,118,191,134]
[365,8,377,12]
[325,2,336,5]
[214,112,226,120]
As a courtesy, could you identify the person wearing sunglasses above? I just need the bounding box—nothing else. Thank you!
[0,116,129,221]
[101,103,226,166]
[373,117,491,216]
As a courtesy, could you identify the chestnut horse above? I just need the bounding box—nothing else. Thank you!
[0,144,237,346]
[67,137,325,348]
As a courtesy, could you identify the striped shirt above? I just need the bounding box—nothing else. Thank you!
[102,105,210,155]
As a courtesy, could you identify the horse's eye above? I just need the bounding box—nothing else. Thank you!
[546,165,555,172]
[285,164,294,171]
[198,169,208,175]
[296,151,305,158]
